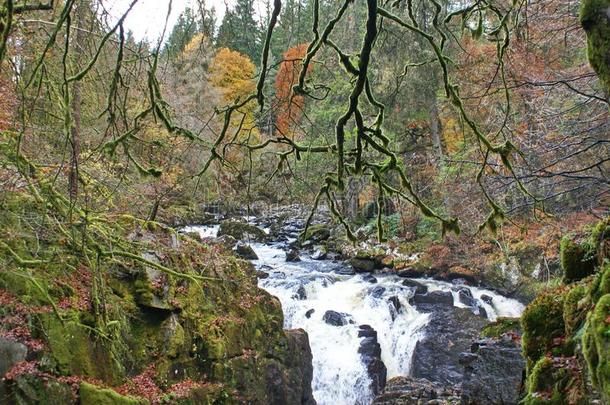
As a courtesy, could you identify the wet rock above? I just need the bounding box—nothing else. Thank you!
[402,279,428,295]
[362,274,378,284]
[373,376,461,404]
[305,309,315,319]
[411,306,488,386]
[311,247,327,260]
[481,294,493,305]
[458,288,476,307]
[350,257,377,273]
[286,248,301,262]
[282,329,316,405]
[322,310,351,326]
[234,242,258,260]
[410,290,453,307]
[460,336,525,405]
[388,296,401,313]
[371,286,386,298]
[292,285,307,300]
[396,266,428,278]
[358,325,387,396]
[335,267,356,276]
[256,270,269,279]
[358,325,377,339]
[301,224,331,243]
[218,220,267,242]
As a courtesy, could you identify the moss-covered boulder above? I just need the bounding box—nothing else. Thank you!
[217,220,267,242]
[580,0,610,92]
[300,223,331,243]
[521,286,570,369]
[560,234,596,283]
[524,356,586,404]
[481,317,521,339]
[583,292,610,403]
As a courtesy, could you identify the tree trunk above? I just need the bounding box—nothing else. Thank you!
[69,0,86,201]
[429,101,443,164]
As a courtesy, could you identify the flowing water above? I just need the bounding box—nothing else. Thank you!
[184,224,525,405]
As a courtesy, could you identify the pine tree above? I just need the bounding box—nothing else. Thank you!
[216,0,262,64]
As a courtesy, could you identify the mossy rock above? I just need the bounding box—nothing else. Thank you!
[300,223,331,243]
[521,286,569,369]
[217,221,266,242]
[560,235,596,283]
[79,382,147,405]
[580,0,610,92]
[582,293,610,403]
[524,356,586,405]
[4,374,74,405]
[481,317,521,338]
[563,282,589,336]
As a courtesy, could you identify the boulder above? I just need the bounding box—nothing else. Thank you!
[370,286,386,299]
[350,257,377,273]
[410,306,488,386]
[218,220,267,242]
[460,337,525,404]
[361,274,378,284]
[256,270,269,279]
[282,329,316,405]
[480,294,493,305]
[388,296,401,313]
[301,224,331,243]
[234,242,258,260]
[410,290,453,307]
[293,285,307,300]
[373,376,461,404]
[305,309,315,319]
[358,325,387,396]
[286,248,301,262]
[311,248,327,260]
[401,279,428,295]
[457,288,476,307]
[322,310,351,326]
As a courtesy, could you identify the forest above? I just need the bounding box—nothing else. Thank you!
[0,0,609,404]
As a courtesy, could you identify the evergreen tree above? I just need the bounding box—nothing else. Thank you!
[165,7,199,57]
[216,0,262,64]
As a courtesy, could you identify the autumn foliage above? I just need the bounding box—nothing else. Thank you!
[274,43,312,139]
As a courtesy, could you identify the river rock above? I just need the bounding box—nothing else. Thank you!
[457,288,476,307]
[411,306,488,386]
[322,310,351,326]
[293,285,307,300]
[362,274,378,284]
[460,336,525,404]
[373,376,461,404]
[279,329,316,405]
[305,309,315,319]
[402,279,428,295]
[388,296,401,313]
[370,286,386,298]
[335,267,356,276]
[350,257,377,273]
[410,290,453,306]
[218,220,267,242]
[358,325,387,396]
[256,270,269,279]
[480,294,493,305]
[286,248,301,262]
[234,242,258,260]
[311,248,327,260]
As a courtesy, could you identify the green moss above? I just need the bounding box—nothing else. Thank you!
[583,293,610,403]
[79,382,147,405]
[300,223,331,242]
[523,356,584,405]
[580,0,610,92]
[563,283,589,336]
[521,287,569,369]
[217,221,266,242]
[560,235,596,283]
[481,317,521,338]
